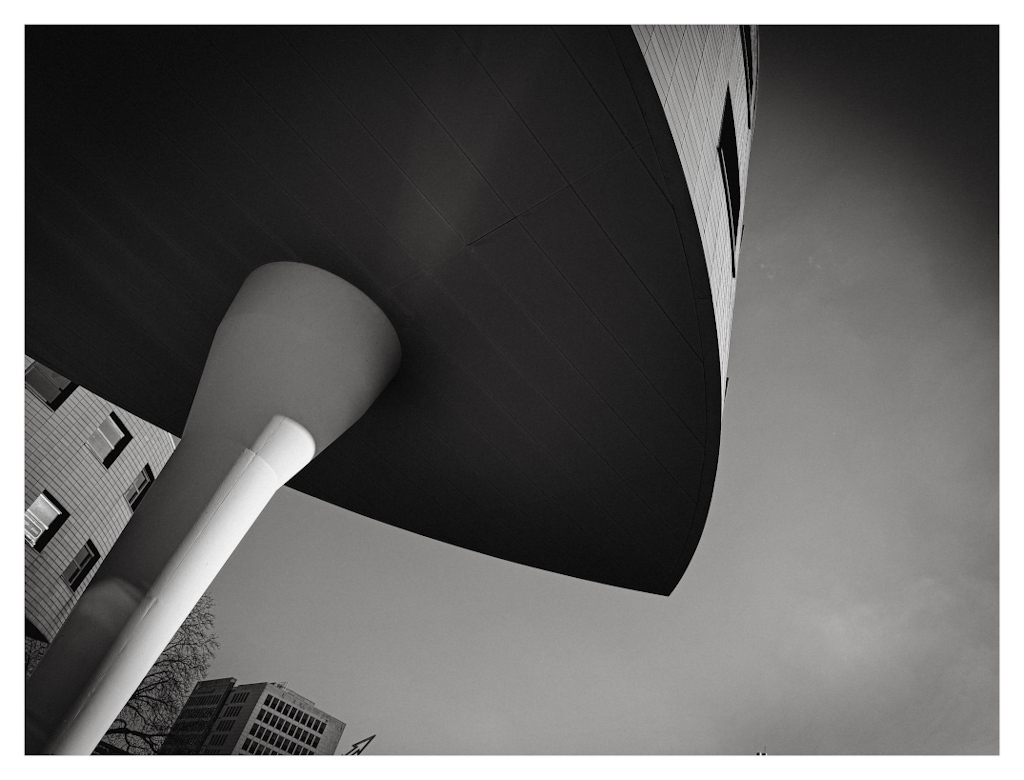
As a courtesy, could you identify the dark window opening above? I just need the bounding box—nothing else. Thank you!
[26,361,77,411]
[740,26,755,128]
[718,89,742,276]
[87,412,132,468]
[62,540,100,590]
[124,465,155,511]
[26,490,70,551]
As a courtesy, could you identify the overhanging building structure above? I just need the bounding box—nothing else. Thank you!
[25,25,758,753]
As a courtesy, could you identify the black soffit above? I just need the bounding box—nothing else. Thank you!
[25,26,721,596]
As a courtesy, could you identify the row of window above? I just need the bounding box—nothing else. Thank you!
[223,705,243,718]
[255,707,322,748]
[25,474,151,589]
[25,458,153,548]
[247,725,315,755]
[215,719,236,732]
[229,691,250,704]
[26,468,154,578]
[263,694,327,733]
[28,361,137,470]
[188,695,223,707]
[24,490,100,591]
[241,737,290,756]
[717,28,758,277]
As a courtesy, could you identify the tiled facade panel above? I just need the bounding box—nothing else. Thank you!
[633,25,758,405]
[25,358,177,641]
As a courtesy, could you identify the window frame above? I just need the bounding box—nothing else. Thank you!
[25,361,77,411]
[87,412,133,468]
[124,464,155,511]
[25,490,70,551]
[62,540,100,590]
[717,88,742,276]
[740,25,756,129]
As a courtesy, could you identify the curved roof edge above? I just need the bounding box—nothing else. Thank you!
[609,27,722,595]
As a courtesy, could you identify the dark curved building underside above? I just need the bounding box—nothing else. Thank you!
[25,26,737,595]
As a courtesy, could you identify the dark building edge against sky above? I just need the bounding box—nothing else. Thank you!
[608,26,723,594]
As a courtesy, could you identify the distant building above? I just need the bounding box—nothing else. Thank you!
[160,678,345,755]
[25,357,177,642]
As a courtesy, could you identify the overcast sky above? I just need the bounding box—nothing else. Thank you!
[155,25,998,755]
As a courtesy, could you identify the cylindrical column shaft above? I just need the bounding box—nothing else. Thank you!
[27,424,311,754]
[25,263,401,754]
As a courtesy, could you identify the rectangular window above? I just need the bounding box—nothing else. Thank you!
[718,88,742,276]
[87,412,132,468]
[124,465,155,511]
[243,738,252,750]
[740,25,755,128]
[312,736,320,749]
[26,361,76,410]
[25,490,69,550]
[62,540,100,590]
[265,695,272,706]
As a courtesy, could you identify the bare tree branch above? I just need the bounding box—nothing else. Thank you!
[26,592,219,755]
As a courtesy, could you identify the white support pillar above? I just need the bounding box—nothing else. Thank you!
[25,263,401,755]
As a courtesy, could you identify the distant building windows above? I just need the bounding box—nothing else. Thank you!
[87,412,132,468]
[230,691,250,704]
[216,719,235,732]
[717,88,742,276]
[123,464,154,513]
[25,490,69,550]
[26,361,76,410]
[62,540,99,590]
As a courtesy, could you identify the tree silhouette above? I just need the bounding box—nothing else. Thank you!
[26,592,219,754]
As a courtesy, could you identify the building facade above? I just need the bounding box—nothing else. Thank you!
[633,24,759,404]
[160,678,345,755]
[25,356,177,642]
